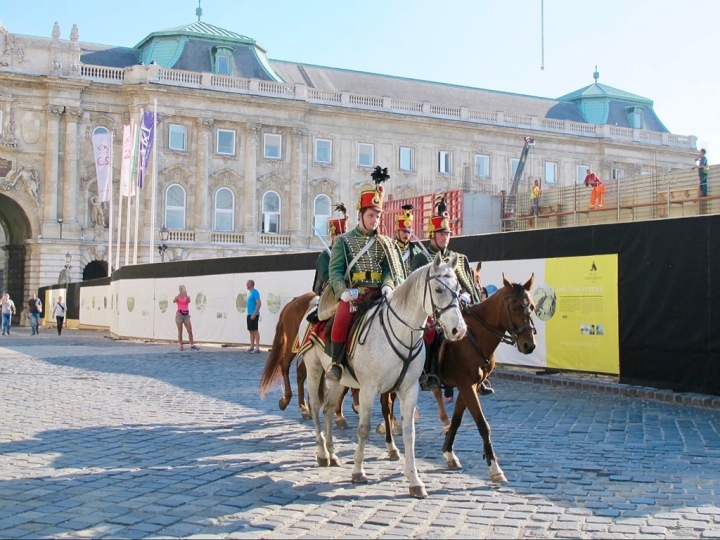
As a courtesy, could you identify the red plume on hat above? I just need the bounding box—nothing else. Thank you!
[328,202,348,235]
[357,166,390,212]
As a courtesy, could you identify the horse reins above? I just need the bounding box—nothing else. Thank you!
[464,289,536,348]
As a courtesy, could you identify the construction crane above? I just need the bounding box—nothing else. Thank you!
[502,136,535,230]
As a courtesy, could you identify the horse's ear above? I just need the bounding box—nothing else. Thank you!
[523,273,535,291]
[432,252,443,270]
[502,273,513,291]
[449,253,459,270]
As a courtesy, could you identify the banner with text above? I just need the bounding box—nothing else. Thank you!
[478,254,619,375]
[91,131,113,202]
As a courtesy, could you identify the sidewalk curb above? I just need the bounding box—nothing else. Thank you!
[493,368,720,409]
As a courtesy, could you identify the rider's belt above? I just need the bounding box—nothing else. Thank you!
[352,271,382,282]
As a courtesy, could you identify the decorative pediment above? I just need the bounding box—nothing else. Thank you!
[209,167,243,192]
[309,176,339,199]
[393,183,420,199]
[257,172,288,195]
[85,114,117,141]
[160,165,192,189]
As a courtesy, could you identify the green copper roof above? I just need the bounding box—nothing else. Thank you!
[558,82,653,105]
[135,21,265,51]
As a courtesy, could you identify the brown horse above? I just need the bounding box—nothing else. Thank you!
[259,292,357,429]
[380,273,536,483]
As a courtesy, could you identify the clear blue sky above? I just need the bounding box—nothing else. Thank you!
[3,0,717,160]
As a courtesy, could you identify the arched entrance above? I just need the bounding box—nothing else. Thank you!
[83,260,108,281]
[0,192,33,324]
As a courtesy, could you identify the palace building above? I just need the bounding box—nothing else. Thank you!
[0,15,697,314]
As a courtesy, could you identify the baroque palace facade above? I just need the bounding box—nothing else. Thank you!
[0,18,697,309]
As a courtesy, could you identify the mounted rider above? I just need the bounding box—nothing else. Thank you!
[410,197,494,395]
[394,204,423,276]
[312,203,348,296]
[326,166,406,382]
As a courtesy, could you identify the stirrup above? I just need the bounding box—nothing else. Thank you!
[327,363,343,382]
[419,372,441,391]
[480,380,495,395]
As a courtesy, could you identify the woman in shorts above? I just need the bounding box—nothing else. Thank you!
[173,285,198,351]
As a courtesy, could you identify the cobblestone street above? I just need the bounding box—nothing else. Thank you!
[0,329,718,539]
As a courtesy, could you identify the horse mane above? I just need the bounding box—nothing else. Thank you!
[390,263,428,313]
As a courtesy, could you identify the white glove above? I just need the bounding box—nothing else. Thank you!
[382,285,394,298]
[340,290,354,303]
[459,292,471,304]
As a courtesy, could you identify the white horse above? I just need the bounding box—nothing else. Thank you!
[303,252,467,498]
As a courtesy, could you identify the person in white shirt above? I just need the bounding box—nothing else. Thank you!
[1,293,16,335]
[51,295,67,336]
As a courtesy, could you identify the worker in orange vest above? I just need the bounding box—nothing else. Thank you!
[583,169,605,209]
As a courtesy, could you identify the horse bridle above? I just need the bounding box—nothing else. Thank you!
[465,288,536,347]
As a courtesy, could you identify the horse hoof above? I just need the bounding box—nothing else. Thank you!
[278,397,290,411]
[352,403,359,415]
[351,473,368,484]
[447,459,462,470]
[330,456,342,467]
[409,485,428,499]
[300,407,311,420]
[317,457,330,467]
[490,472,508,484]
[375,422,386,435]
[391,425,402,436]
[336,417,349,430]
[388,449,401,461]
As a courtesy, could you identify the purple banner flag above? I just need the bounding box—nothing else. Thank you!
[137,111,155,189]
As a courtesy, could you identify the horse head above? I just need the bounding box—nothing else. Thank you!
[426,252,467,341]
[500,273,537,354]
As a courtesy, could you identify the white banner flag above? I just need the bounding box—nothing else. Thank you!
[92,131,113,202]
[119,122,137,197]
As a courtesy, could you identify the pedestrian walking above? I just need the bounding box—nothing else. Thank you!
[1,293,16,335]
[27,293,42,335]
[51,295,67,335]
[694,148,709,197]
[246,280,262,353]
[173,285,198,351]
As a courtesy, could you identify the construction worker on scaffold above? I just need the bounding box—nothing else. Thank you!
[394,204,423,276]
[410,197,494,395]
[326,167,405,382]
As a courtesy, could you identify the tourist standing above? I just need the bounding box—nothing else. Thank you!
[1,293,16,335]
[27,293,42,335]
[51,295,67,335]
[173,285,198,351]
[246,280,262,353]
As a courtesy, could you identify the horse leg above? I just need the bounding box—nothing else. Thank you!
[379,392,400,460]
[351,388,359,414]
[352,386,375,483]
[305,353,330,467]
[460,383,507,483]
[297,359,311,420]
[335,386,350,430]
[431,386,451,432]
[278,352,296,411]
[323,380,345,466]
[441,391,467,470]
[396,384,427,498]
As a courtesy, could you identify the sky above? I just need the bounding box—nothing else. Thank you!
[2,0,717,160]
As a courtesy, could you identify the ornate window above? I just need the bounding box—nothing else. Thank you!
[262,191,281,234]
[169,124,187,151]
[211,46,235,76]
[165,184,186,230]
[545,161,557,184]
[577,165,590,184]
[214,188,234,232]
[358,143,374,168]
[399,147,414,171]
[264,134,282,159]
[439,151,452,174]
[315,139,332,164]
[510,158,520,179]
[92,126,110,136]
[475,154,490,178]
[216,129,236,156]
[313,194,331,236]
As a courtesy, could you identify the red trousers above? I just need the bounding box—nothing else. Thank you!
[331,288,378,343]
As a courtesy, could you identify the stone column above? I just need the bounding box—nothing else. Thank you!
[62,107,83,238]
[289,127,306,246]
[243,123,261,244]
[42,104,64,238]
[195,117,213,242]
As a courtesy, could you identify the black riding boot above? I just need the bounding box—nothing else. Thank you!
[419,338,441,390]
[326,341,345,382]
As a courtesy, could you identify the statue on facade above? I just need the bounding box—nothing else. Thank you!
[90,196,105,227]
[0,165,39,203]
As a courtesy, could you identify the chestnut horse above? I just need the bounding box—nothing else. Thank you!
[380,273,536,483]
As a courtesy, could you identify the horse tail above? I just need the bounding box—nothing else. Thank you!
[259,305,292,398]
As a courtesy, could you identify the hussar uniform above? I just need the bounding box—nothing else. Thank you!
[394,205,423,276]
[326,170,405,381]
[312,216,348,296]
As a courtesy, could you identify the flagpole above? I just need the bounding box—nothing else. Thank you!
[133,108,143,265]
[125,191,132,265]
[150,98,158,263]
[116,190,122,270]
[107,131,114,276]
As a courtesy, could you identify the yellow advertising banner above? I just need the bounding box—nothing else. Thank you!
[544,254,619,374]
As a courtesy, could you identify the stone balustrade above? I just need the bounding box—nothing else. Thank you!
[78,63,697,149]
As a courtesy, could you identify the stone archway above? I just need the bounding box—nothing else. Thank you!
[0,192,33,324]
[82,260,108,281]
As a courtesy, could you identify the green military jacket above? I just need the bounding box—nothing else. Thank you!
[329,226,405,298]
[410,243,479,303]
[312,250,331,295]
[395,239,424,277]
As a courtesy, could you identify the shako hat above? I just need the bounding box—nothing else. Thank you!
[328,203,348,236]
[428,196,452,237]
[357,166,389,212]
[396,204,414,231]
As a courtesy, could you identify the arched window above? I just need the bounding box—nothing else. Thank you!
[93,126,110,136]
[214,188,234,232]
[165,184,186,230]
[262,191,280,234]
[313,194,331,237]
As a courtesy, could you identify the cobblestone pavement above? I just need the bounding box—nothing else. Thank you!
[0,329,718,539]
